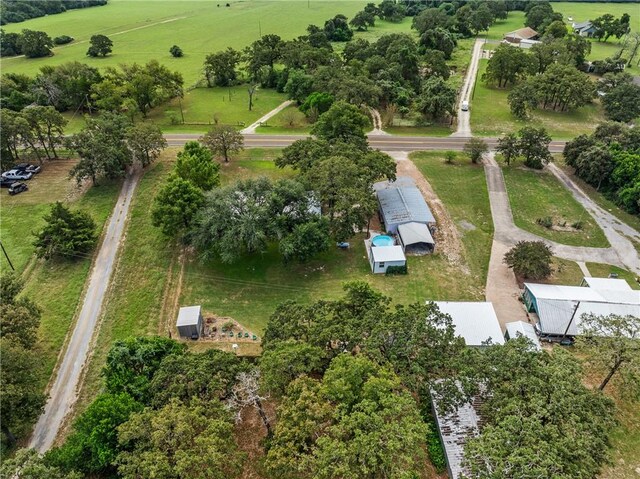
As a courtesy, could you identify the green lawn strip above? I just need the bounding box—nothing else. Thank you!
[502,166,609,248]
[546,257,585,286]
[385,125,454,137]
[255,104,313,135]
[481,12,526,42]
[600,398,640,479]
[149,86,287,129]
[76,155,178,407]
[585,263,640,290]
[471,59,604,139]
[410,151,494,288]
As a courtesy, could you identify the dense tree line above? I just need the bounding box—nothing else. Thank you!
[0,0,107,25]
[0,274,45,447]
[201,0,508,126]
[564,122,640,214]
[1,60,183,117]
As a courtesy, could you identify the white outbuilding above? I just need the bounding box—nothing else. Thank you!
[369,244,406,274]
[432,301,505,347]
[176,305,203,339]
[504,320,541,351]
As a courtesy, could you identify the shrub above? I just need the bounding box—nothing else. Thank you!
[169,45,183,58]
[53,35,73,45]
[572,221,584,230]
[385,265,408,275]
[504,240,553,280]
[427,429,447,472]
[536,216,553,229]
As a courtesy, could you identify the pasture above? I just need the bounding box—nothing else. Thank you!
[1,0,370,86]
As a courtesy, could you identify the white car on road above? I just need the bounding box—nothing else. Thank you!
[2,169,33,180]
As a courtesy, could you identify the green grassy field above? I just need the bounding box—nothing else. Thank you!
[502,166,609,248]
[410,151,494,288]
[471,59,605,139]
[0,159,120,400]
[0,0,371,86]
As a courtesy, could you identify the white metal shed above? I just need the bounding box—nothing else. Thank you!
[176,305,203,339]
[369,245,406,274]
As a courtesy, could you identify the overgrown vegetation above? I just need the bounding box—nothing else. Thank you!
[563,122,640,215]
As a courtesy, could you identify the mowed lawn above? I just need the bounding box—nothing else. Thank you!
[502,166,609,248]
[0,0,369,86]
[471,60,605,139]
[410,151,494,288]
[586,263,640,290]
[0,159,120,396]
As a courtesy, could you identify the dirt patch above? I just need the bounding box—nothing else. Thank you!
[458,220,477,231]
[234,400,276,479]
[395,157,467,270]
[201,315,260,344]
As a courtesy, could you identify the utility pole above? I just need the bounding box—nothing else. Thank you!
[0,241,15,271]
[561,301,580,342]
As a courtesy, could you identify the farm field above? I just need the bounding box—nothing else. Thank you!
[0,159,120,435]
[502,166,609,248]
[471,59,605,139]
[410,151,494,288]
[0,0,369,86]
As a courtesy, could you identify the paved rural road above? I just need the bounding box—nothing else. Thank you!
[164,133,568,152]
[451,38,485,138]
[30,172,140,453]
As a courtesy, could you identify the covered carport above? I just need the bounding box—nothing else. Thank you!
[398,222,435,255]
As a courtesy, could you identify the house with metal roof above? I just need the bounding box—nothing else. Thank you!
[176,305,203,339]
[524,280,640,337]
[430,385,484,479]
[373,176,436,234]
[432,301,505,347]
[503,27,539,43]
[504,321,541,351]
[572,20,597,37]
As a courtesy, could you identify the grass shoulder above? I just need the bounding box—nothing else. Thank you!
[502,165,609,248]
[410,151,494,286]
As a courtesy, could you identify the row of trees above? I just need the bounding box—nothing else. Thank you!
[0,0,107,25]
[564,122,640,214]
[1,59,183,118]
[66,114,167,185]
[0,106,67,168]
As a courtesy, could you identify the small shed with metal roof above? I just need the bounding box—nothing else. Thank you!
[398,222,435,254]
[176,305,203,339]
[368,244,406,274]
[504,321,541,351]
[374,177,436,234]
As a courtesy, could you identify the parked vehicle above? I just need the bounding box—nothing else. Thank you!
[0,178,16,188]
[8,182,28,195]
[1,169,33,180]
[14,163,41,174]
[461,100,469,111]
